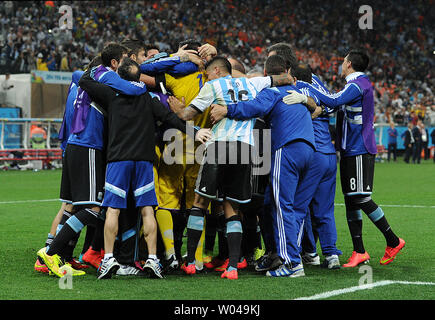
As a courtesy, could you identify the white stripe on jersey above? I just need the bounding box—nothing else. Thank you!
[202,76,270,146]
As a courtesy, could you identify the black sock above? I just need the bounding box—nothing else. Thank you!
[204,213,217,253]
[90,218,105,252]
[346,209,365,253]
[186,207,206,264]
[226,215,243,269]
[47,208,99,256]
[217,213,228,259]
[81,225,95,254]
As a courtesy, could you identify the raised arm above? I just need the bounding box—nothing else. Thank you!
[96,69,147,96]
[78,69,115,109]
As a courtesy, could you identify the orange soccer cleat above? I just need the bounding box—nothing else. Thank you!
[82,246,103,269]
[215,258,248,272]
[221,269,238,280]
[181,262,196,275]
[380,238,405,265]
[34,257,49,274]
[342,251,370,267]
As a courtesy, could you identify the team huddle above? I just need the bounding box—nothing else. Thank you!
[34,38,405,280]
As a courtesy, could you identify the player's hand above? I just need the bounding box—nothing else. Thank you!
[174,44,199,62]
[187,53,205,70]
[195,128,212,144]
[210,104,228,124]
[168,96,185,113]
[282,90,308,105]
[198,43,217,60]
[311,106,323,119]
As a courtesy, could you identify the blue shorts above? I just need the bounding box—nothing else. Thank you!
[102,161,158,209]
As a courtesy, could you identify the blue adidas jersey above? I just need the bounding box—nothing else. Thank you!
[307,72,368,157]
[296,74,335,154]
[226,85,316,153]
[140,55,198,76]
[59,70,83,151]
[67,66,147,151]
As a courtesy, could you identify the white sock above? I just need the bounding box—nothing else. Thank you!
[104,253,113,260]
[148,254,158,261]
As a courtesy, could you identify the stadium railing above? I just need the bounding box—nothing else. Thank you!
[0,118,62,170]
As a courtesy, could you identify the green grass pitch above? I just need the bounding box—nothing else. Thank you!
[0,160,434,301]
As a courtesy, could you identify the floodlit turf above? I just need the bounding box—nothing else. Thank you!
[0,160,434,301]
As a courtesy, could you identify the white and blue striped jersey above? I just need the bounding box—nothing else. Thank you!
[190,75,271,146]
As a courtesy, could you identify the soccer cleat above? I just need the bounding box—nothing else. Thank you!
[221,269,238,280]
[342,251,370,268]
[67,258,90,270]
[204,256,225,269]
[215,258,248,272]
[203,256,212,265]
[143,258,164,279]
[301,252,321,266]
[380,238,405,265]
[63,263,86,276]
[266,264,305,278]
[37,247,68,278]
[181,262,196,275]
[116,264,147,277]
[255,253,282,272]
[82,247,103,269]
[34,257,49,274]
[321,255,341,269]
[253,247,266,262]
[97,257,120,279]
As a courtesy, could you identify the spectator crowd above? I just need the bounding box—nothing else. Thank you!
[0,0,434,125]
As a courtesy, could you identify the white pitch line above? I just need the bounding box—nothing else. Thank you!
[0,199,58,205]
[335,203,435,209]
[294,280,435,300]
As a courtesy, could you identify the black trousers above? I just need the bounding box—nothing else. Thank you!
[387,143,397,161]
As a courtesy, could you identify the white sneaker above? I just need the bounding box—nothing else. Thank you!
[266,263,305,278]
[116,264,147,276]
[97,257,120,279]
[301,252,320,266]
[143,258,164,279]
[321,254,341,269]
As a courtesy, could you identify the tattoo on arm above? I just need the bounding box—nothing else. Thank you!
[271,74,291,86]
[177,105,199,121]
[305,97,318,113]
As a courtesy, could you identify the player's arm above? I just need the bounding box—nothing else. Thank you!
[78,69,115,108]
[298,87,325,119]
[210,89,278,124]
[97,69,147,96]
[149,94,211,144]
[284,82,361,110]
[168,82,214,121]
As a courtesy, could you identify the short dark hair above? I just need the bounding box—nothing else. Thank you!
[117,57,140,82]
[229,57,246,74]
[86,55,102,70]
[346,50,369,72]
[205,56,232,74]
[267,42,298,70]
[292,63,312,83]
[100,42,129,67]
[265,54,287,75]
[145,43,159,55]
[178,38,202,51]
[120,39,146,58]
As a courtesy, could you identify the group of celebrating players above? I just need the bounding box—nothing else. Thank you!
[34,37,405,281]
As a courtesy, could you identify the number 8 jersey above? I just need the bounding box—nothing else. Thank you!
[189,75,272,146]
